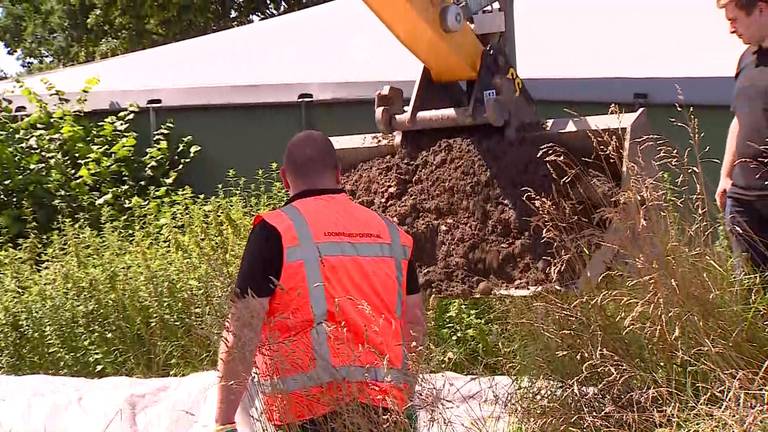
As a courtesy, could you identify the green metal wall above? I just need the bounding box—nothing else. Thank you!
[536,102,733,194]
[139,101,378,194]
[123,100,732,196]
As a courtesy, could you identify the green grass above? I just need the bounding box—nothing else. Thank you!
[0,108,766,430]
[423,297,532,377]
[0,169,287,378]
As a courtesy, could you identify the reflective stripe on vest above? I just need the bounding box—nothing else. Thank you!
[377,210,410,374]
[258,203,411,395]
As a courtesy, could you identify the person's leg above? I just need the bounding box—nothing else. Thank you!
[725,196,768,273]
[749,199,768,271]
[275,408,357,432]
[351,403,414,432]
[726,197,750,276]
[275,416,324,432]
[304,403,415,432]
[404,405,418,432]
[275,402,416,431]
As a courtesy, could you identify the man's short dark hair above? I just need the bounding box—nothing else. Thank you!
[282,130,339,182]
[718,0,768,14]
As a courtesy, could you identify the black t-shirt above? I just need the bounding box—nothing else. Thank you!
[235,189,420,299]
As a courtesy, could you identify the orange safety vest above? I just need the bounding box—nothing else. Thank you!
[251,193,416,425]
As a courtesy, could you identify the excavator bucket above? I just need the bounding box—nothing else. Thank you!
[357,0,656,290]
[374,41,542,147]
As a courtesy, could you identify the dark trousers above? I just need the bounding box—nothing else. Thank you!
[276,403,416,432]
[725,196,768,273]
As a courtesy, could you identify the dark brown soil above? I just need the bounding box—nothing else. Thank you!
[342,126,561,298]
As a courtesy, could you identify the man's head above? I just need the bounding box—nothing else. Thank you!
[718,0,768,46]
[280,130,341,195]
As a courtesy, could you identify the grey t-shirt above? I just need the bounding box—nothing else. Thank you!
[728,45,768,199]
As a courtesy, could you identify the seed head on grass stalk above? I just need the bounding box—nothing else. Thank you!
[512,105,768,431]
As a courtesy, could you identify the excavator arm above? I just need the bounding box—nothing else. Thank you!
[361,0,484,82]
[362,0,541,144]
[359,1,654,295]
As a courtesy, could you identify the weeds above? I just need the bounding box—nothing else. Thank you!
[0,79,199,243]
[514,105,768,431]
[415,103,768,430]
[0,168,286,378]
[424,297,527,377]
[0,99,766,432]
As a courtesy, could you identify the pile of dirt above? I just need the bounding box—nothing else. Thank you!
[343,126,560,298]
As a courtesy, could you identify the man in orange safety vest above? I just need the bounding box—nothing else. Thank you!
[214,130,427,432]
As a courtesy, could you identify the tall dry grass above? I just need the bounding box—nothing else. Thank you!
[513,105,768,431]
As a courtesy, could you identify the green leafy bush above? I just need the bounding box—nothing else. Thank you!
[0,169,287,378]
[0,78,200,242]
[425,298,525,376]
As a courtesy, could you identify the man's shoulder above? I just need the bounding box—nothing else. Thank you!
[252,212,274,228]
[736,46,757,80]
[252,213,281,239]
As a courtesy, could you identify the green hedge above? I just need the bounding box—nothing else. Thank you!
[0,78,199,242]
[0,173,287,378]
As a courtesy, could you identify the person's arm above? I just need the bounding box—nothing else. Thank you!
[403,258,426,353]
[215,221,283,427]
[214,295,269,426]
[404,293,426,352]
[717,116,740,211]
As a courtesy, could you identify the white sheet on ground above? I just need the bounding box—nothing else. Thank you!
[0,371,518,432]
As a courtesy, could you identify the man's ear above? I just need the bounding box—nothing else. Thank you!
[280,167,290,193]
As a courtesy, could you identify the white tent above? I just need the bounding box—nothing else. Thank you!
[515,0,746,106]
[0,0,422,111]
[0,0,747,110]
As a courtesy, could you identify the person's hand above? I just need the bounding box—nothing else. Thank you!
[716,177,732,212]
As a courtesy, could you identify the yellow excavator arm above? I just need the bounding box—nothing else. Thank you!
[362,0,484,82]
[365,0,542,144]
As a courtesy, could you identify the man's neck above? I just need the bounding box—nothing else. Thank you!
[286,187,345,205]
[289,184,342,197]
[760,29,768,49]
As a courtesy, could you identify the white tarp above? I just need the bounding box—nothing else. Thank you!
[0,371,519,432]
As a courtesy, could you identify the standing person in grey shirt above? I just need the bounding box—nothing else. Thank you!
[716,0,768,271]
